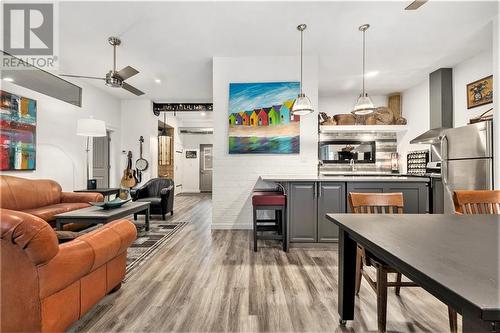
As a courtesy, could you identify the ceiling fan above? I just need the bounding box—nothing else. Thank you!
[60,36,144,96]
[405,0,428,10]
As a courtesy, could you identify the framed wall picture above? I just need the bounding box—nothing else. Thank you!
[0,90,37,170]
[186,150,197,159]
[467,75,493,109]
[228,81,300,154]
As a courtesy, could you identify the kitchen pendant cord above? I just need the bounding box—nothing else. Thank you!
[300,28,303,94]
[362,28,366,95]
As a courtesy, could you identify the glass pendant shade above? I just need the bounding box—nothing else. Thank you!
[292,93,314,116]
[352,93,375,115]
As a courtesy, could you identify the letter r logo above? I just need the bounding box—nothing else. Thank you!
[3,3,53,55]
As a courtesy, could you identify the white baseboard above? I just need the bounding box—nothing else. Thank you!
[211,222,253,230]
[181,189,201,193]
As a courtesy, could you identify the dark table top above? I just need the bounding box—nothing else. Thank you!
[74,188,120,195]
[55,201,149,220]
[326,214,500,320]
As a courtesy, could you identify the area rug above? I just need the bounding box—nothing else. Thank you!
[125,217,188,277]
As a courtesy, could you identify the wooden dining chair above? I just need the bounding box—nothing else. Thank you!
[448,190,500,332]
[453,190,500,214]
[349,192,420,332]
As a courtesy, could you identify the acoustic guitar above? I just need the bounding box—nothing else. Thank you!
[120,151,137,188]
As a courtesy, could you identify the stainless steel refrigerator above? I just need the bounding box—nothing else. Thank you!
[440,120,493,213]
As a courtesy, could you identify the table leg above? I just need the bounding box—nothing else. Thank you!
[338,228,357,325]
[144,207,150,231]
[56,220,62,231]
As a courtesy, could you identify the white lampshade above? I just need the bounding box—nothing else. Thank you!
[352,93,375,115]
[291,93,314,116]
[76,118,106,137]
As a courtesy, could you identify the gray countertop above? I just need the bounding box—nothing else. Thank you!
[260,174,430,182]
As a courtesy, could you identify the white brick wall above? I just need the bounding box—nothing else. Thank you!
[212,56,319,229]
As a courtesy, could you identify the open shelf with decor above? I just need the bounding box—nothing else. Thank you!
[319,125,408,133]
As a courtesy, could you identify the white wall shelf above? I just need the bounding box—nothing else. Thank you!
[319,125,408,134]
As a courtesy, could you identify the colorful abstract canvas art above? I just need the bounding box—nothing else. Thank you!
[0,91,37,170]
[228,82,300,154]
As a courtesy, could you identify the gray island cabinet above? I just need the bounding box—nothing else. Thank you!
[261,175,429,244]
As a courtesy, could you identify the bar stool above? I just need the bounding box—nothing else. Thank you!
[252,191,287,252]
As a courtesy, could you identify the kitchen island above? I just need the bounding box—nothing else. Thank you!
[260,174,430,246]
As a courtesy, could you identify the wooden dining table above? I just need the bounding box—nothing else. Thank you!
[326,213,500,333]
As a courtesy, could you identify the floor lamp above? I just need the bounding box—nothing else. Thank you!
[77,118,106,189]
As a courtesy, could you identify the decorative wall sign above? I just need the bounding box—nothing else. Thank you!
[153,103,213,116]
[185,150,197,159]
[228,82,300,154]
[0,90,36,170]
[467,75,493,109]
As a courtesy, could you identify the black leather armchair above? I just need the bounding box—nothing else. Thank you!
[131,178,174,220]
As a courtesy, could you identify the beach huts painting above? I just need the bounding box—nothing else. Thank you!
[228,82,300,154]
[0,91,37,170]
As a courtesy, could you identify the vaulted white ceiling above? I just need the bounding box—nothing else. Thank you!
[58,1,497,101]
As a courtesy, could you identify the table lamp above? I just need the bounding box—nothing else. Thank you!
[77,117,106,189]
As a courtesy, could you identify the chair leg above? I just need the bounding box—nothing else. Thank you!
[282,206,288,252]
[170,211,174,216]
[395,272,402,296]
[253,206,258,252]
[277,209,282,235]
[376,266,388,333]
[162,213,166,220]
[133,213,137,221]
[355,248,363,295]
[448,307,458,333]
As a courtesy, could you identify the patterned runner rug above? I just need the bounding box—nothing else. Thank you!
[125,217,188,277]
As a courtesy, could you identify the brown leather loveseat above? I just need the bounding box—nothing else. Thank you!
[0,209,137,332]
[0,175,137,331]
[0,175,103,230]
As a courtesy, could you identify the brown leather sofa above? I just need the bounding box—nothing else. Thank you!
[0,175,103,230]
[1,209,137,332]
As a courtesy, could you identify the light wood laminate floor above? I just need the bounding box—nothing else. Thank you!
[71,194,456,332]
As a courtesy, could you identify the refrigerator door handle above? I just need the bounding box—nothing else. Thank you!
[440,135,448,186]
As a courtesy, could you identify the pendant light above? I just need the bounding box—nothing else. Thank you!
[352,24,375,116]
[292,24,314,116]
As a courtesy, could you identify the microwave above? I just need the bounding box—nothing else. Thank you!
[319,140,376,164]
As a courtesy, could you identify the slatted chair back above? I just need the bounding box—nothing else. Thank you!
[348,192,404,214]
[453,190,500,214]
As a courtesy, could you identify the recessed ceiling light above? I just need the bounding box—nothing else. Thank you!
[201,111,206,116]
[154,79,161,84]
[3,77,14,82]
[365,71,379,78]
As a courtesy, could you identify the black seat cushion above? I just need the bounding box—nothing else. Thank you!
[136,197,162,204]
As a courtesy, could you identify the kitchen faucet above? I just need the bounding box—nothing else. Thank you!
[350,158,357,172]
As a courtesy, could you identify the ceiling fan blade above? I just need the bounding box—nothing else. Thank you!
[405,0,428,10]
[122,82,144,96]
[117,66,139,80]
[60,74,105,80]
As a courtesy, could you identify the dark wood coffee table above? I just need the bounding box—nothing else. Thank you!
[55,202,150,231]
[74,188,121,199]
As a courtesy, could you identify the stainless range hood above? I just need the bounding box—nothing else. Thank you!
[410,68,453,144]
[410,127,445,144]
